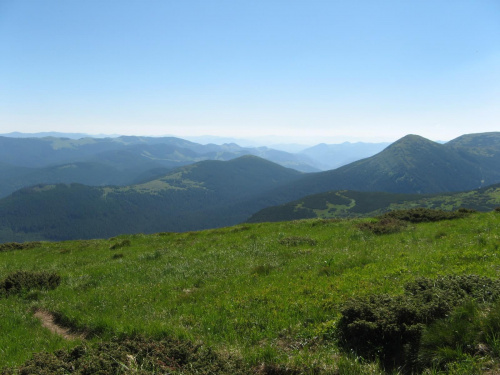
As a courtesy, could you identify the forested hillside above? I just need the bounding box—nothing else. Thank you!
[247,183,500,223]
[242,133,500,211]
[0,156,303,242]
[0,135,317,198]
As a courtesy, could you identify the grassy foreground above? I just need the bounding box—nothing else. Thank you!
[1,211,500,373]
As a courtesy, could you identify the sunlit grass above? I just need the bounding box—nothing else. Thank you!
[1,211,499,372]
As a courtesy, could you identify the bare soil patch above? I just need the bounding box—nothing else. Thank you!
[33,309,85,340]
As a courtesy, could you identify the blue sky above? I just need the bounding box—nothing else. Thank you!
[1,0,499,144]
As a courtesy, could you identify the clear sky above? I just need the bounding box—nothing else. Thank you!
[1,0,499,144]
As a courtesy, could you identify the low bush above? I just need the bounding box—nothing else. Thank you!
[358,208,477,236]
[0,242,41,252]
[336,294,424,370]
[336,275,500,372]
[404,274,500,307]
[357,217,407,235]
[3,335,247,375]
[0,271,61,297]
[379,208,475,223]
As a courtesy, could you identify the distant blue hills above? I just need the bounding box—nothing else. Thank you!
[0,131,498,242]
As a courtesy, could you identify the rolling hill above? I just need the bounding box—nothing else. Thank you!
[0,156,303,242]
[0,135,318,198]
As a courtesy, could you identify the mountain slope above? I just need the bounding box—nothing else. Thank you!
[0,156,303,242]
[324,134,486,192]
[246,133,500,209]
[0,135,317,198]
[247,184,500,223]
[0,132,498,242]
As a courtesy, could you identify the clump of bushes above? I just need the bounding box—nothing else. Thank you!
[379,207,475,223]
[278,236,317,247]
[0,242,41,252]
[357,217,407,235]
[0,271,61,297]
[336,275,500,372]
[358,208,476,235]
[3,335,247,375]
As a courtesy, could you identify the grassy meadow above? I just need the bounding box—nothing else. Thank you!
[1,210,500,374]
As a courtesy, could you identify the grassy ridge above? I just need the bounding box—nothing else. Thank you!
[1,211,500,373]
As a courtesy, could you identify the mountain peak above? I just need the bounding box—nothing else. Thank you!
[395,134,433,143]
[386,134,439,152]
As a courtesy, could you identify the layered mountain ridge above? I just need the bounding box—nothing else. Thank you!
[0,132,498,242]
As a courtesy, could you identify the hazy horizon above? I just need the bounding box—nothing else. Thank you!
[2,129,468,149]
[2,1,499,142]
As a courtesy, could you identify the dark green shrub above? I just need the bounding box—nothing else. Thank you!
[0,241,41,252]
[7,335,247,374]
[359,208,477,236]
[379,208,473,223]
[405,275,500,308]
[336,294,424,369]
[0,271,61,297]
[336,275,500,371]
[357,217,407,235]
[495,207,500,213]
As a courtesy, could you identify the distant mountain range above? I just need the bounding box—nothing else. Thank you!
[0,133,401,198]
[0,135,320,198]
[0,132,498,242]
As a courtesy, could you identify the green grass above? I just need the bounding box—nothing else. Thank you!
[1,212,500,373]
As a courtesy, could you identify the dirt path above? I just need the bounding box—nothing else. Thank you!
[34,309,85,340]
